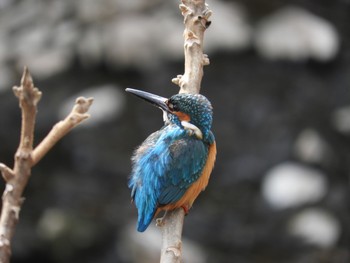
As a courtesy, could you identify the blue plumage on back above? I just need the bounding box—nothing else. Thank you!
[126,89,216,232]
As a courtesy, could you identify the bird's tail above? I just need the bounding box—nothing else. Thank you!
[137,206,157,232]
[129,176,158,232]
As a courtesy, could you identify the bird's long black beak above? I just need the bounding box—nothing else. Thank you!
[125,88,170,112]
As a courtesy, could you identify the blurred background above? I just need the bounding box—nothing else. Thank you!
[0,0,349,262]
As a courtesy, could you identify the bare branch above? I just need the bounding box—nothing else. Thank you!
[160,210,185,263]
[0,67,40,263]
[13,67,42,151]
[0,164,14,182]
[160,1,212,262]
[172,0,212,94]
[31,96,93,166]
[0,67,93,263]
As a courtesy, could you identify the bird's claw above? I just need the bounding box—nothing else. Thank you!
[156,211,168,227]
[156,217,165,227]
[181,205,190,215]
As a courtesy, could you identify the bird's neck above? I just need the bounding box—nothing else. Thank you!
[167,114,213,143]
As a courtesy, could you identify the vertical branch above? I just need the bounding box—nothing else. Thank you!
[159,210,185,263]
[0,67,41,263]
[0,68,93,263]
[172,0,212,95]
[160,0,212,262]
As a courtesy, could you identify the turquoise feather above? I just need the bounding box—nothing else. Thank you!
[127,92,214,232]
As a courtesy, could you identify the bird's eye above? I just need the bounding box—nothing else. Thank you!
[167,101,179,111]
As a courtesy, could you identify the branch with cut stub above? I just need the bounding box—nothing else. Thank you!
[160,1,212,262]
[0,67,93,263]
[172,0,212,95]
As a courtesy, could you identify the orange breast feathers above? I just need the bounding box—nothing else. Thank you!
[157,141,217,213]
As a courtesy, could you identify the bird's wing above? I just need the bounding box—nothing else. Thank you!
[157,136,208,205]
[128,125,209,231]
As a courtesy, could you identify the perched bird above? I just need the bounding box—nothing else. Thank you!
[126,88,216,232]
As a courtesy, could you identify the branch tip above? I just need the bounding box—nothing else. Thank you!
[0,164,14,182]
[203,54,210,65]
[13,67,42,106]
[20,66,32,87]
[172,75,182,85]
[73,97,94,114]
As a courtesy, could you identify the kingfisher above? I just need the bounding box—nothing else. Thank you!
[126,88,216,232]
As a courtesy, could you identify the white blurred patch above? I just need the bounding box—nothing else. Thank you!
[262,162,327,209]
[104,15,161,69]
[37,207,97,248]
[332,105,350,134]
[77,26,104,67]
[294,129,331,164]
[101,1,252,69]
[37,208,68,240]
[288,208,340,247]
[18,48,73,80]
[205,1,252,52]
[58,84,125,127]
[254,7,339,61]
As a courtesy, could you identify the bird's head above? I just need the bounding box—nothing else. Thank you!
[126,88,213,142]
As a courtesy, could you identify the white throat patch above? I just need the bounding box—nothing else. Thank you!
[181,121,203,140]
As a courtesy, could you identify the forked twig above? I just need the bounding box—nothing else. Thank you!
[0,67,93,263]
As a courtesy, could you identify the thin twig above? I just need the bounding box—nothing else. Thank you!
[160,1,212,262]
[31,96,93,166]
[0,67,93,263]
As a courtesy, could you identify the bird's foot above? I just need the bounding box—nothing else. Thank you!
[181,205,190,215]
[156,207,189,227]
[156,211,168,227]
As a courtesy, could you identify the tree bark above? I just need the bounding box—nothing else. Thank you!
[172,0,212,95]
[160,1,212,262]
[0,67,93,263]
